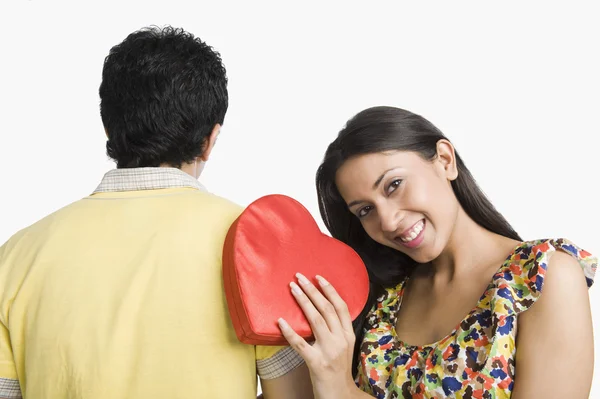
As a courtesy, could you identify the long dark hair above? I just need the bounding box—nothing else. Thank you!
[315,106,521,376]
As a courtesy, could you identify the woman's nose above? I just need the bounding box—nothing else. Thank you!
[379,206,404,234]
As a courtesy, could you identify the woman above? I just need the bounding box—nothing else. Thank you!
[277,106,596,398]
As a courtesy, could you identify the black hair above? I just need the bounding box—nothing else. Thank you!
[99,26,228,168]
[315,106,522,376]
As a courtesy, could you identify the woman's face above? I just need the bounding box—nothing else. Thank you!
[335,141,459,263]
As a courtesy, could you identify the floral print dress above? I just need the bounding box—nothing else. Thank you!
[355,238,597,399]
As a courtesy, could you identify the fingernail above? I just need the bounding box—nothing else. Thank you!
[296,272,310,285]
[316,275,329,286]
[290,281,303,295]
[278,318,289,329]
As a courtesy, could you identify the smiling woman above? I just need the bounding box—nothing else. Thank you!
[277,106,596,399]
[335,146,466,264]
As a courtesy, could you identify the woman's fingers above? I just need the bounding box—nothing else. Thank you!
[314,275,354,336]
[280,274,357,385]
[277,318,317,363]
[294,273,344,335]
[289,282,338,342]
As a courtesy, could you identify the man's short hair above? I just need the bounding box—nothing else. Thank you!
[99,26,228,168]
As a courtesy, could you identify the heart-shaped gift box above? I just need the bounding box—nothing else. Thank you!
[223,194,370,345]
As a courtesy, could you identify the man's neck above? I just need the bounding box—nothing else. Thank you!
[159,162,196,178]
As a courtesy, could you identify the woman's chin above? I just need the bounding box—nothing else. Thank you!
[398,238,441,265]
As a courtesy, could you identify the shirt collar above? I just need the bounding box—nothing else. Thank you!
[93,167,207,194]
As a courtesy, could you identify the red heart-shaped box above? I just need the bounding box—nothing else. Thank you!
[223,194,370,345]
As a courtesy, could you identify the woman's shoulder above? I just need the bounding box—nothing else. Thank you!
[508,238,595,285]
[489,238,596,314]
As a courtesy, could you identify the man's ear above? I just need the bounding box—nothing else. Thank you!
[435,139,458,181]
[200,124,221,162]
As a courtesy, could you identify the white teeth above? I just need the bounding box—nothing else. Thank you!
[399,220,424,242]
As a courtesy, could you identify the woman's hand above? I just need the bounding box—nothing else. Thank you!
[277,273,368,399]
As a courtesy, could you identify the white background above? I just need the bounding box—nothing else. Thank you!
[1,1,598,397]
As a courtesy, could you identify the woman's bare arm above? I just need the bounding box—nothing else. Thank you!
[512,251,594,399]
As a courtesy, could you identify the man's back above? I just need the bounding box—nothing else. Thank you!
[0,169,260,398]
[0,26,310,399]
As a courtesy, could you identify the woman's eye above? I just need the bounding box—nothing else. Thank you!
[357,206,373,218]
[386,179,403,195]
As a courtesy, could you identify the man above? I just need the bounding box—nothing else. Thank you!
[0,26,311,398]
